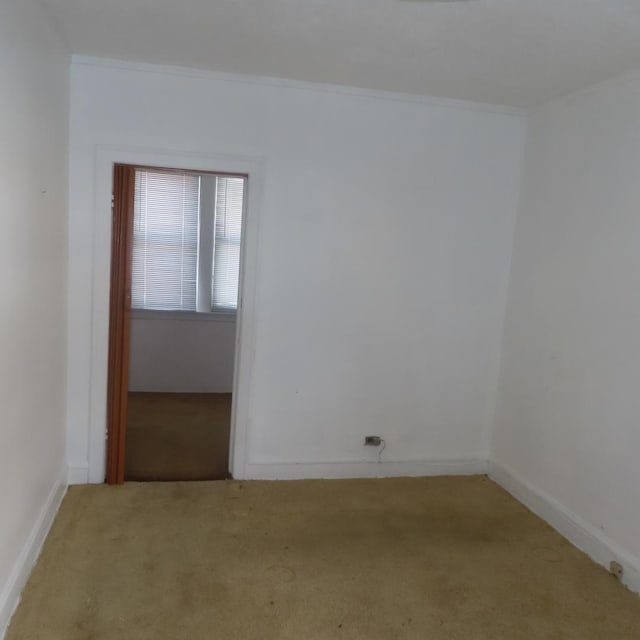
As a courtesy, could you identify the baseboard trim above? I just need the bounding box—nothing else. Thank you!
[243,458,488,480]
[67,464,89,485]
[489,460,640,594]
[0,466,68,639]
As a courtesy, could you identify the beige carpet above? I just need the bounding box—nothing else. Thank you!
[125,392,231,481]
[7,477,640,639]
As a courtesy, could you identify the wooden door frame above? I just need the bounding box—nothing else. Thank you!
[89,148,263,484]
[105,161,256,484]
[106,164,136,484]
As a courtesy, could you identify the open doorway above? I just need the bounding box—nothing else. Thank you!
[106,164,247,483]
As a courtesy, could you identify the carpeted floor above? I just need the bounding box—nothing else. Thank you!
[7,477,640,639]
[125,392,231,481]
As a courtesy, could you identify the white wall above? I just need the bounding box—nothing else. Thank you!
[67,58,526,482]
[0,0,69,631]
[129,313,236,393]
[493,71,640,581]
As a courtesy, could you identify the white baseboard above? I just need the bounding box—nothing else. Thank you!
[243,458,488,480]
[489,460,640,594]
[67,464,89,485]
[0,466,68,640]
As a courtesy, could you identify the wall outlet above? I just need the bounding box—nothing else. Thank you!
[609,561,624,579]
[364,436,382,446]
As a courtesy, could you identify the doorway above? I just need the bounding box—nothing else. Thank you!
[106,164,247,484]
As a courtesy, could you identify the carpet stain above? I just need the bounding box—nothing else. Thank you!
[265,565,297,584]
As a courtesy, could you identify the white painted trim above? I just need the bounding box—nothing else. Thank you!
[244,458,488,480]
[130,309,237,323]
[86,146,264,483]
[543,67,640,110]
[0,466,67,639]
[489,460,640,594]
[70,55,527,118]
[67,464,89,485]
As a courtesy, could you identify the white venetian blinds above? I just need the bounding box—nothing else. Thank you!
[212,177,245,310]
[131,168,245,313]
[132,170,201,311]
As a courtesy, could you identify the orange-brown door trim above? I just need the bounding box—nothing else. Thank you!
[106,164,136,484]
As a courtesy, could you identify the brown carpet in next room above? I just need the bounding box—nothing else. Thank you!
[125,392,231,481]
[7,477,640,639]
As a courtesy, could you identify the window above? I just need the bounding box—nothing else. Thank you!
[212,176,244,310]
[131,168,246,313]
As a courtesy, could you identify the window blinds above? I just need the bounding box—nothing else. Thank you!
[130,169,246,313]
[212,177,245,310]
[132,170,200,311]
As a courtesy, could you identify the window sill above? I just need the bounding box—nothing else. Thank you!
[131,309,237,323]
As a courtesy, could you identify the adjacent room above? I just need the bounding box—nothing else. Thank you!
[2,1,640,638]
[124,167,244,482]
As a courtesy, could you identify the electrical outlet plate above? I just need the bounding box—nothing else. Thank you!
[364,436,382,446]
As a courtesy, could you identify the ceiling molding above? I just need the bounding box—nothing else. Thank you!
[71,55,527,118]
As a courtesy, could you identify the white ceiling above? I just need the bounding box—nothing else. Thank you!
[41,0,640,107]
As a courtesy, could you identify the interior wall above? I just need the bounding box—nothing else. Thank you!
[493,71,640,568]
[0,0,69,626]
[129,313,236,393]
[67,58,526,481]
